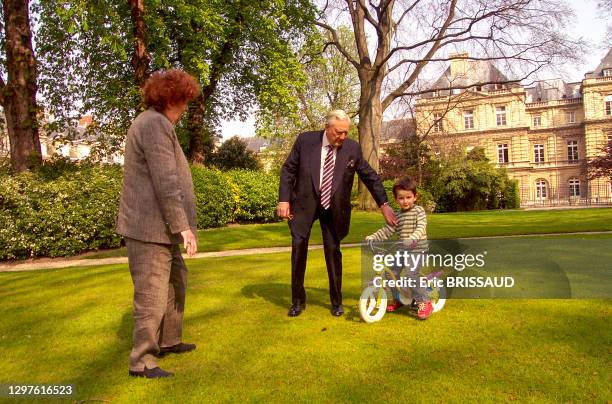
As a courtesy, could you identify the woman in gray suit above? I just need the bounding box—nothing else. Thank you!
[116,69,199,378]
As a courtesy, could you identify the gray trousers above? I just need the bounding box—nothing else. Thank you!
[126,237,187,372]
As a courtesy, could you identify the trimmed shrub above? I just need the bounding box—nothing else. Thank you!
[226,169,279,222]
[0,161,281,260]
[0,162,123,259]
[190,165,236,228]
[503,179,521,209]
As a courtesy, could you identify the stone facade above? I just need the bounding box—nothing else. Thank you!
[415,50,612,207]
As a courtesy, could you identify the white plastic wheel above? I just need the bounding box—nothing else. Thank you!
[359,286,388,323]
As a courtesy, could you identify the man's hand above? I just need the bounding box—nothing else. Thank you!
[381,203,397,226]
[180,229,197,257]
[277,202,293,220]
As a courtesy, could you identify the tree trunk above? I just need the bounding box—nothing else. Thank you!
[2,0,41,173]
[185,8,243,163]
[129,0,150,89]
[187,94,208,164]
[357,76,383,210]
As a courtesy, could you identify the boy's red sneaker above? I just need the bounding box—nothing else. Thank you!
[417,301,433,320]
[386,301,404,312]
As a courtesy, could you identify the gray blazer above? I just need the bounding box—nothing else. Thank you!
[116,108,197,245]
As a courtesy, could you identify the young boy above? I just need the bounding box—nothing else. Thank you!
[365,177,433,320]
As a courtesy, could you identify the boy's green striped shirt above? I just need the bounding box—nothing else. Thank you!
[368,205,428,248]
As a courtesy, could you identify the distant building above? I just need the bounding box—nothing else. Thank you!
[242,136,270,153]
[380,118,415,153]
[415,49,612,207]
[41,115,123,164]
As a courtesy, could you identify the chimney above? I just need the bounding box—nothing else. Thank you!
[450,52,470,79]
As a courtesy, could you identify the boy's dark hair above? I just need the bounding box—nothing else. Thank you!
[392,177,418,198]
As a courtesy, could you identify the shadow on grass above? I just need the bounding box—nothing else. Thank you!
[242,282,341,311]
[65,310,133,401]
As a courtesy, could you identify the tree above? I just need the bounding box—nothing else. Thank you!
[35,0,315,162]
[316,0,584,209]
[587,140,612,180]
[379,131,432,181]
[129,0,150,89]
[430,148,509,212]
[599,0,612,48]
[210,136,261,170]
[1,0,41,172]
[257,25,360,139]
[256,25,361,174]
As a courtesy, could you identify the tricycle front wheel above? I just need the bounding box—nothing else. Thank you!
[359,286,388,323]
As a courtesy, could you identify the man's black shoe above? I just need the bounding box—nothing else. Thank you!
[331,304,344,317]
[158,343,196,357]
[129,366,174,379]
[288,303,305,317]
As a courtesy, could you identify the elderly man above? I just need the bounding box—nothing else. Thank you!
[278,110,396,317]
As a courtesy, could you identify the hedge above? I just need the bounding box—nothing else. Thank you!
[0,162,281,260]
[225,169,279,223]
[190,165,236,228]
[0,163,124,259]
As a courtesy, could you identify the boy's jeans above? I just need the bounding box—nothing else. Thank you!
[386,248,430,304]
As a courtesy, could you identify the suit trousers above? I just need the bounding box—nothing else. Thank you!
[125,237,187,372]
[291,206,343,306]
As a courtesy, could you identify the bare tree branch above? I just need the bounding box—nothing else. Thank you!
[381,1,521,68]
[345,0,372,67]
[394,0,421,29]
[315,21,360,68]
[382,0,457,110]
[356,0,380,31]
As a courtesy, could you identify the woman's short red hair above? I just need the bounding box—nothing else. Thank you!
[143,69,200,112]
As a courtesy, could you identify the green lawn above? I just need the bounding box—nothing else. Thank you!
[0,243,610,402]
[84,208,612,259]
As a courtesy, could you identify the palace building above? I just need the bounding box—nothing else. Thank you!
[415,49,612,207]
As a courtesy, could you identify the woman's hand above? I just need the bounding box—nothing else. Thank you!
[181,229,197,257]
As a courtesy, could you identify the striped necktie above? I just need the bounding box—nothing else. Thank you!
[320,144,335,209]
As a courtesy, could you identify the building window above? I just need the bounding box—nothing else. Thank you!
[464,110,474,129]
[569,178,580,197]
[536,179,548,199]
[497,143,509,163]
[534,144,544,163]
[433,113,443,132]
[567,140,579,162]
[494,83,505,90]
[604,69,612,77]
[496,106,507,126]
[432,90,439,97]
[567,111,576,124]
[533,114,541,127]
[605,95,612,116]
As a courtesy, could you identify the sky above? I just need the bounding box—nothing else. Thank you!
[219,0,610,140]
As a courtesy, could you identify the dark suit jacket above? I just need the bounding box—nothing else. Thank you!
[116,108,197,245]
[279,130,388,240]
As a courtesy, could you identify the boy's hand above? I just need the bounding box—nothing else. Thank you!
[381,203,397,226]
